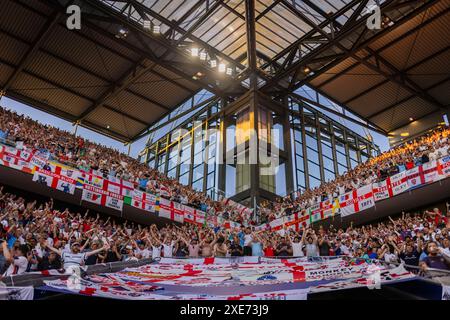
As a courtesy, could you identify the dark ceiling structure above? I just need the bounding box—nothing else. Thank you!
[0,0,449,143]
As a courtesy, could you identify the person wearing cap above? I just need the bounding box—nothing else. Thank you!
[44,239,109,269]
[123,245,138,262]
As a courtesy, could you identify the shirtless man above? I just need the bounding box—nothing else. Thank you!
[200,233,217,257]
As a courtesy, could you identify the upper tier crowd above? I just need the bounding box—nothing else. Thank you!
[1,106,449,226]
[259,126,450,222]
[1,187,449,279]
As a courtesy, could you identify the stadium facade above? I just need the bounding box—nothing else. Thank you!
[142,89,380,208]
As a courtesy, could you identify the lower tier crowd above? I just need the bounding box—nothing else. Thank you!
[1,186,449,280]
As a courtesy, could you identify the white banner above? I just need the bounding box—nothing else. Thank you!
[131,190,157,212]
[158,198,184,223]
[339,185,375,218]
[0,286,34,300]
[32,168,77,194]
[81,184,124,211]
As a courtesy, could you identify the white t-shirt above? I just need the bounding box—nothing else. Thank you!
[152,246,161,259]
[61,252,86,268]
[163,244,174,257]
[135,248,151,259]
[244,234,253,247]
[292,242,304,257]
[3,256,28,276]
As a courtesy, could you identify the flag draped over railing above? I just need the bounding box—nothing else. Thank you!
[1,142,450,231]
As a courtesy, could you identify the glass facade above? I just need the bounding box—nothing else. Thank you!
[289,98,378,193]
[144,90,380,204]
[145,100,221,199]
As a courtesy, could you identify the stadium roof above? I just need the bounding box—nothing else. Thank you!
[0,0,449,143]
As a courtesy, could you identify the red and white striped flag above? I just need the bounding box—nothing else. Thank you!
[374,171,409,200]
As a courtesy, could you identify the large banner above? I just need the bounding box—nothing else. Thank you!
[32,168,77,194]
[127,190,157,213]
[81,184,124,211]
[0,150,30,171]
[184,206,206,226]
[2,146,33,162]
[28,154,47,169]
[0,286,34,300]
[373,171,409,201]
[158,197,185,223]
[285,212,310,232]
[80,171,105,188]
[339,185,375,218]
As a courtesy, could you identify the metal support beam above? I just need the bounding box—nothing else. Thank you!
[285,0,441,92]
[76,58,171,121]
[245,0,257,89]
[131,96,220,142]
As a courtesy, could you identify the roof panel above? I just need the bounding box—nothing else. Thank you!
[347,83,412,118]
[1,0,205,142]
[370,96,438,132]
[85,105,146,138]
[0,31,30,66]
[12,72,91,117]
[427,79,450,106]
[27,51,110,100]
[308,0,450,133]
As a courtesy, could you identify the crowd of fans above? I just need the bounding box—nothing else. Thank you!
[259,126,450,222]
[1,186,449,279]
[0,105,450,279]
[0,107,251,225]
[1,107,449,226]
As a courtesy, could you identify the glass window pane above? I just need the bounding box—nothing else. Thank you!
[207,173,215,190]
[167,168,176,179]
[193,164,204,181]
[308,161,321,179]
[321,143,333,158]
[306,148,319,164]
[309,175,321,189]
[324,169,335,182]
[338,164,348,175]
[297,170,306,188]
[296,155,304,171]
[179,173,188,186]
[192,179,203,192]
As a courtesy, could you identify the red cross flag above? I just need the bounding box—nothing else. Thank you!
[32,167,77,194]
[158,197,184,223]
[339,185,375,217]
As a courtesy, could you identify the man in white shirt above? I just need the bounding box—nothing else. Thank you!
[287,232,304,257]
[1,242,29,277]
[45,241,108,269]
[162,239,174,258]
